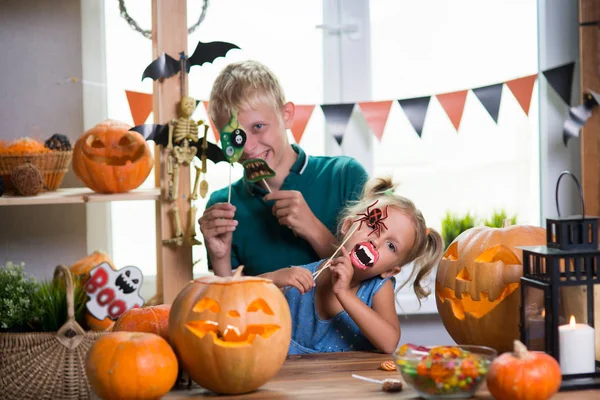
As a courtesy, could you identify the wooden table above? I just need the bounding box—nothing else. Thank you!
[166,352,599,399]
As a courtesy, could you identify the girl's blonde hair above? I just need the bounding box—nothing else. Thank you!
[338,176,443,303]
[209,60,286,129]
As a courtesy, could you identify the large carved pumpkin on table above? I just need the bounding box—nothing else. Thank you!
[169,268,291,395]
[73,119,153,193]
[436,221,546,353]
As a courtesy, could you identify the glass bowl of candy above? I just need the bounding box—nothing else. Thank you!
[392,344,497,399]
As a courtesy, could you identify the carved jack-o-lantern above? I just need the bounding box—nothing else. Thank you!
[435,221,546,353]
[73,119,153,193]
[168,268,291,395]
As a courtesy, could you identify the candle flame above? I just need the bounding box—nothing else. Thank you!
[569,315,576,326]
[541,308,545,318]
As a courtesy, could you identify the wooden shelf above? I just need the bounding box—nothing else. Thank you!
[0,187,161,206]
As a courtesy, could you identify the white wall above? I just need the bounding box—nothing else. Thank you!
[0,0,87,279]
[538,0,582,220]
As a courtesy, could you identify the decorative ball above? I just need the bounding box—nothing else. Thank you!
[85,332,178,400]
[11,163,44,196]
[169,267,292,395]
[435,221,546,353]
[72,119,153,193]
[44,133,72,151]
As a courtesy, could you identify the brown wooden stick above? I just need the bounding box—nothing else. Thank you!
[313,223,360,281]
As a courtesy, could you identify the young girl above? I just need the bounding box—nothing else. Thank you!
[263,177,443,354]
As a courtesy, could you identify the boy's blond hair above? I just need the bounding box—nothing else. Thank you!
[209,60,286,129]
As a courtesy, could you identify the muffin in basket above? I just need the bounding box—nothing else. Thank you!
[0,134,73,193]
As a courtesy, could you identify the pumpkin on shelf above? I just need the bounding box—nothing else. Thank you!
[70,250,116,331]
[435,220,546,353]
[85,332,178,400]
[72,119,153,194]
[168,267,291,395]
[112,304,171,342]
[487,340,561,400]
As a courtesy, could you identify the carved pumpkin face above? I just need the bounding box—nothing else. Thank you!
[169,271,291,395]
[73,119,153,193]
[435,222,546,353]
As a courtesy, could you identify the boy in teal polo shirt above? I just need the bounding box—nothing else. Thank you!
[199,60,368,287]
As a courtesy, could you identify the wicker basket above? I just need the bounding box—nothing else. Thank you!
[0,265,105,400]
[0,151,72,192]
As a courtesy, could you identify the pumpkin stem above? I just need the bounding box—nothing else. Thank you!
[233,266,245,278]
[513,340,530,359]
[502,218,512,228]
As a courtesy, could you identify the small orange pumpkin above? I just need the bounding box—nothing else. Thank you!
[436,221,546,353]
[487,340,561,400]
[169,267,291,395]
[85,332,178,400]
[73,119,153,193]
[112,304,171,342]
[70,250,116,331]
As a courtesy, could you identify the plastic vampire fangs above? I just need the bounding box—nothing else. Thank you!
[242,158,275,182]
[353,199,389,237]
[220,111,247,163]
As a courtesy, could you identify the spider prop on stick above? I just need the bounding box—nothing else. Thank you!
[353,200,388,237]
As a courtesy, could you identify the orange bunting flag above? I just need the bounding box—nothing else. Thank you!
[125,90,153,126]
[202,101,220,143]
[505,74,538,116]
[358,100,393,142]
[290,105,315,144]
[436,90,469,132]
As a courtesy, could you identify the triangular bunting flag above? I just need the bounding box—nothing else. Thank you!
[543,62,575,105]
[195,99,201,110]
[321,103,355,145]
[290,105,315,144]
[505,74,537,115]
[472,83,503,123]
[398,96,431,137]
[202,101,220,143]
[358,100,393,142]
[125,90,153,126]
[437,90,469,132]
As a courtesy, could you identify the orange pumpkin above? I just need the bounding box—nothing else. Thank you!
[169,268,291,395]
[85,332,178,400]
[70,250,116,331]
[72,119,153,193]
[487,340,561,400]
[113,304,171,342]
[436,221,546,353]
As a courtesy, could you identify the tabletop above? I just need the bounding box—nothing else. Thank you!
[166,351,599,399]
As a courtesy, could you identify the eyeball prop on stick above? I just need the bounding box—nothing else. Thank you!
[242,158,275,192]
[220,111,247,202]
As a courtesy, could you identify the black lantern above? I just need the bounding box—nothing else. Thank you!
[519,171,600,390]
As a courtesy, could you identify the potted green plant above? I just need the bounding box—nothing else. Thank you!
[0,262,39,332]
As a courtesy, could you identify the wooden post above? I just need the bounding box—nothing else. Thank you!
[578,0,600,362]
[152,0,193,303]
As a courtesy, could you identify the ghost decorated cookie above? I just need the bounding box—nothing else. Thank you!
[84,262,145,320]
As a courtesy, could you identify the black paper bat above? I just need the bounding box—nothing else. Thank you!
[142,40,240,81]
[129,124,227,165]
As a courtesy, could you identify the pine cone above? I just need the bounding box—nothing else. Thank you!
[44,133,72,151]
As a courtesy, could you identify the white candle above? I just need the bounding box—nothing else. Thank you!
[558,315,596,374]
